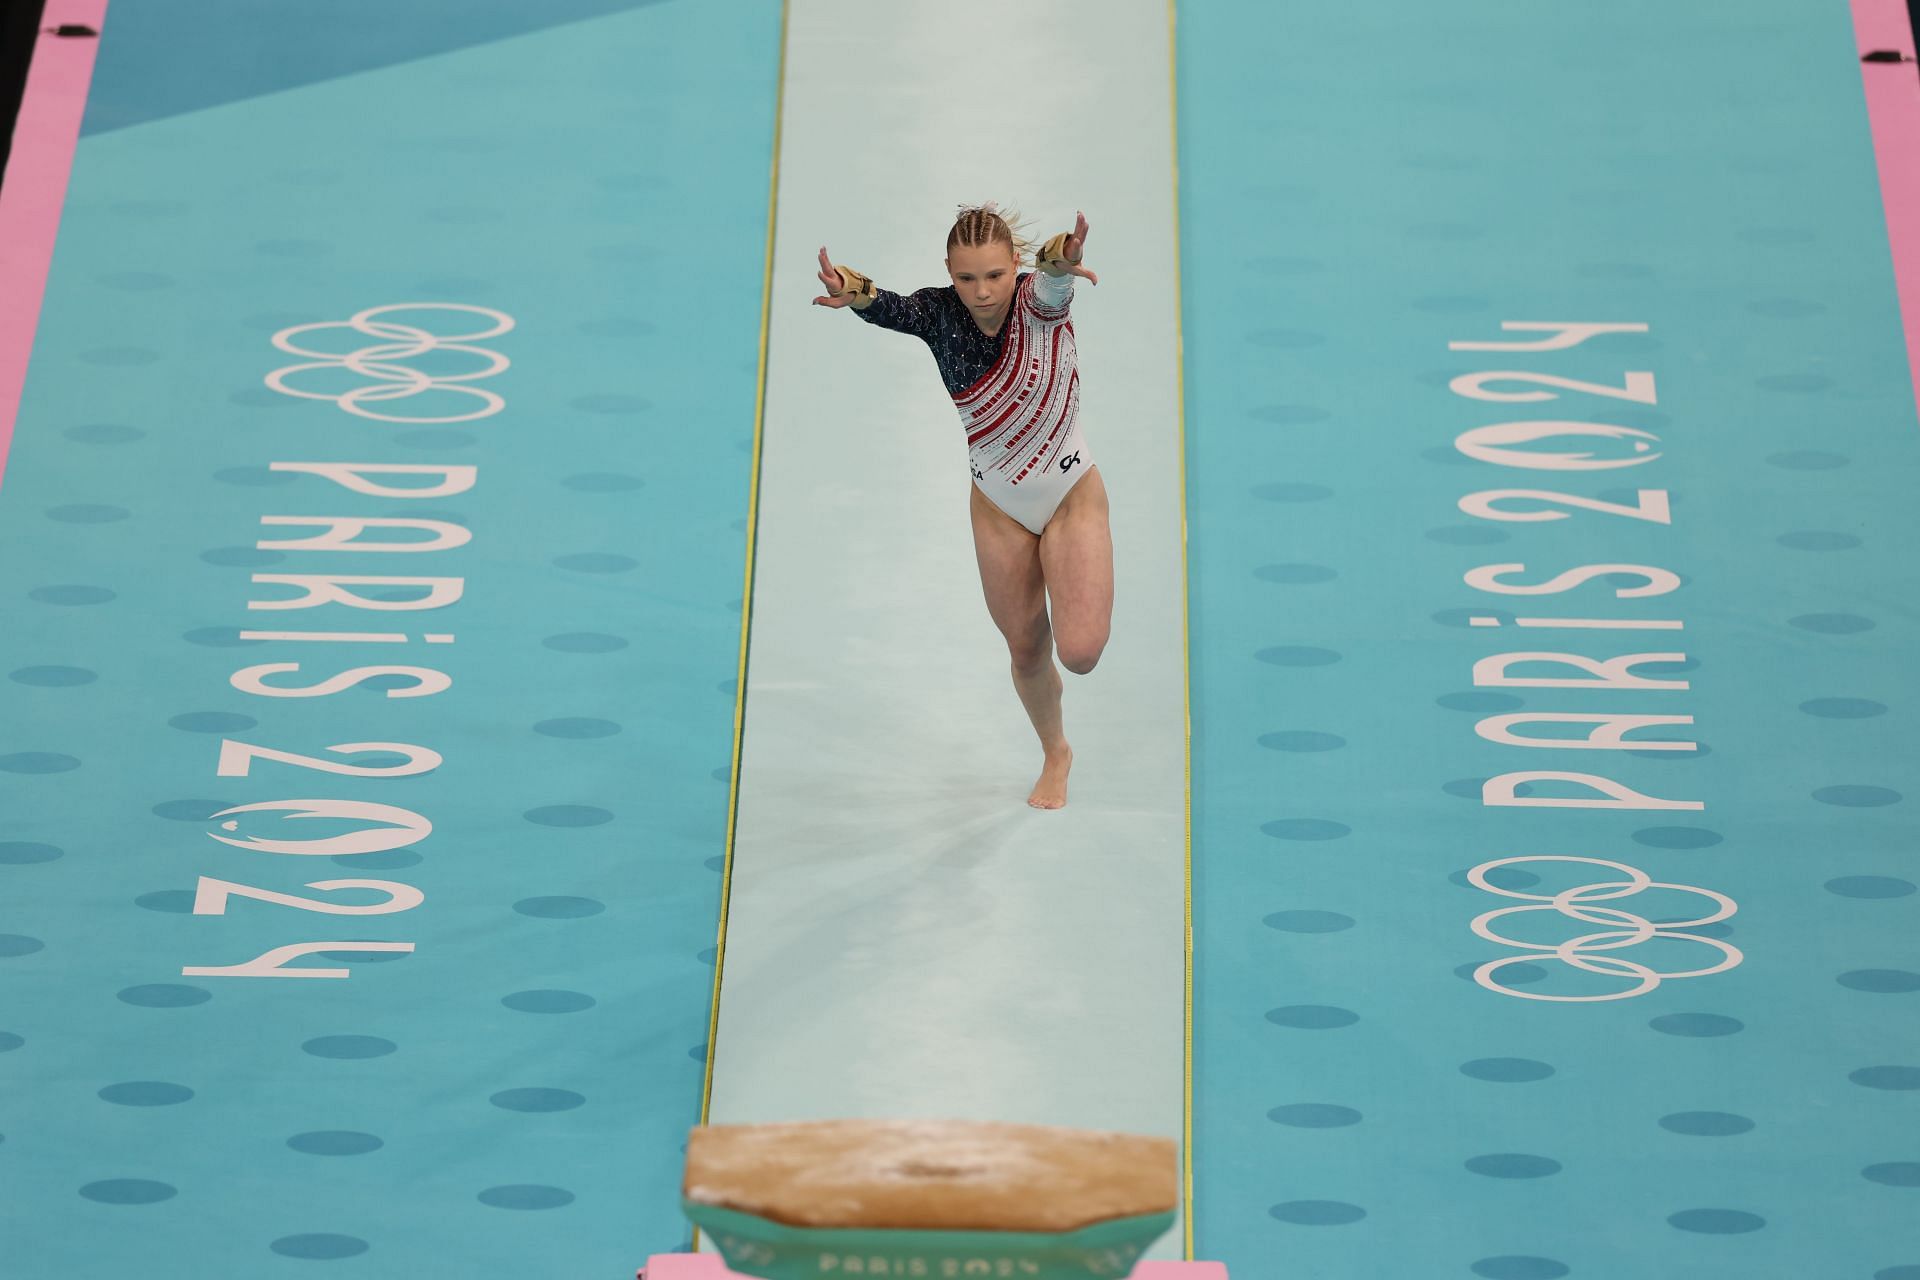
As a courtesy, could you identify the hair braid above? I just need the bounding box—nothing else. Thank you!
[947,201,1034,265]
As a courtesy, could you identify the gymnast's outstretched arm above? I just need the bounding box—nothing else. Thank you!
[812,245,942,339]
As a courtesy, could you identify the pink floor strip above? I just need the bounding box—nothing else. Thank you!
[0,0,110,490]
[1854,0,1920,425]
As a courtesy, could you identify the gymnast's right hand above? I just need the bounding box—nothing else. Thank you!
[813,247,874,309]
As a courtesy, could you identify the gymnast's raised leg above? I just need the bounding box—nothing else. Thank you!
[970,466,1114,809]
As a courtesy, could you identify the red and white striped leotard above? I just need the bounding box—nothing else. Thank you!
[855,270,1092,534]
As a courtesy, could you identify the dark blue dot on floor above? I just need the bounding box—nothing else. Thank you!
[1777,530,1861,551]
[29,584,115,605]
[79,1179,176,1204]
[1827,876,1915,899]
[1815,785,1902,807]
[1258,731,1346,752]
[1790,612,1875,634]
[117,984,210,1008]
[1650,1012,1743,1037]
[1419,443,1476,466]
[1260,818,1350,841]
[698,947,717,965]
[1460,1057,1555,1083]
[1852,1066,1920,1091]
[1455,961,1546,986]
[711,766,731,782]
[1253,562,1337,584]
[134,890,196,914]
[10,665,97,686]
[1265,1005,1358,1030]
[1839,969,1920,994]
[1267,1104,1360,1128]
[1465,1153,1561,1179]
[688,1043,708,1062]
[523,805,613,827]
[167,711,257,734]
[1800,697,1887,719]
[1669,1208,1765,1234]
[1659,1111,1753,1137]
[1254,646,1342,667]
[490,1088,585,1113]
[198,546,285,567]
[1863,1163,1920,1187]
[1471,1257,1570,1280]
[1268,1200,1364,1226]
[1631,825,1723,849]
[1263,911,1354,934]
[287,1130,383,1156]
[0,842,62,864]
[533,717,621,738]
[302,1035,396,1059]
[502,989,596,1014]
[0,1032,21,1052]
[1450,865,1540,892]
[552,552,638,573]
[1436,691,1522,713]
[0,753,80,774]
[46,503,130,523]
[98,1081,194,1106]
[150,798,229,821]
[513,896,605,919]
[479,1184,575,1210]
[271,1235,370,1260]
[1873,1267,1920,1280]
[562,473,646,494]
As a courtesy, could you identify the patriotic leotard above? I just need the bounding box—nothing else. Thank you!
[855,270,1091,535]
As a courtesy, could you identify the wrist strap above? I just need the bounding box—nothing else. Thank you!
[833,265,877,301]
[1036,232,1078,276]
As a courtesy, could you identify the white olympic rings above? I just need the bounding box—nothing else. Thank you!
[1468,855,1742,1002]
[265,303,514,423]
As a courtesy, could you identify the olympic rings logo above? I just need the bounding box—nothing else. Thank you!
[265,303,514,423]
[1467,855,1742,1002]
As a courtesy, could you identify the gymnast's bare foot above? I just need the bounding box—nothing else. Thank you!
[1028,744,1073,810]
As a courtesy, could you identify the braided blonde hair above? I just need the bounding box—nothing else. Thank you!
[946,201,1035,266]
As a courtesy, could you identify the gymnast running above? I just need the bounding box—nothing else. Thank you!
[813,204,1111,810]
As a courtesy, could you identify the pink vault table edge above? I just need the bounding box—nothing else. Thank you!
[640,1258,1229,1279]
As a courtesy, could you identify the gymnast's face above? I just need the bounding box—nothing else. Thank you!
[946,240,1020,325]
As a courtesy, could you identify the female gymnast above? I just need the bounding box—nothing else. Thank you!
[812,204,1112,810]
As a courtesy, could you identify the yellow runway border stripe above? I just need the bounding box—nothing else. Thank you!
[1167,0,1196,1261]
[695,0,791,1249]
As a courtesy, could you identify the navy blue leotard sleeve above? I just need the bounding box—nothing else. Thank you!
[853,285,945,341]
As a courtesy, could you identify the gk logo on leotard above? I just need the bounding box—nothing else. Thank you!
[1465,855,1741,1002]
[265,303,515,423]
[1058,451,1081,473]
[971,465,984,481]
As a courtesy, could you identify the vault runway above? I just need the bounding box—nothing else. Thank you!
[2,2,1918,1277]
